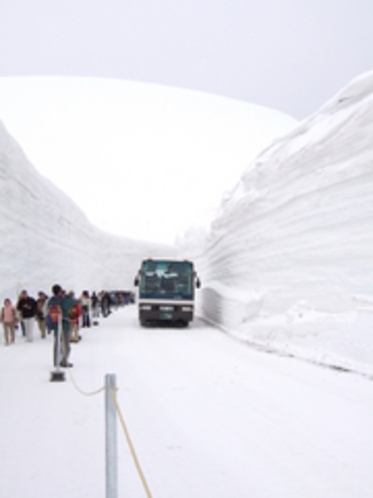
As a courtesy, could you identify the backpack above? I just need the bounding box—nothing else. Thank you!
[48,304,62,324]
[69,305,78,320]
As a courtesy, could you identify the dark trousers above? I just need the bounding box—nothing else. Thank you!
[82,311,91,328]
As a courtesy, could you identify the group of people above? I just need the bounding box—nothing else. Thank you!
[0,286,110,368]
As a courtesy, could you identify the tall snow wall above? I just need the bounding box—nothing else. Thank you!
[0,122,174,299]
[193,72,373,374]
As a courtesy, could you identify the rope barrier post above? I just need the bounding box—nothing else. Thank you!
[105,374,118,498]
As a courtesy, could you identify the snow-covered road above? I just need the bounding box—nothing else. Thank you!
[2,306,373,498]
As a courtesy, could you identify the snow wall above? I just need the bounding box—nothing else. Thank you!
[0,122,175,299]
[186,72,373,375]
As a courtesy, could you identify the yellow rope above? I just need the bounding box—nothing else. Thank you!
[110,387,153,498]
[65,369,152,497]
[67,367,105,396]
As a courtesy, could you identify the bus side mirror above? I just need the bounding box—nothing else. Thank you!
[196,277,201,289]
[134,276,139,286]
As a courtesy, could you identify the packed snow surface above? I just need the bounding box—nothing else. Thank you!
[1,307,373,498]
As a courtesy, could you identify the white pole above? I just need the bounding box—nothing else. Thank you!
[105,374,118,498]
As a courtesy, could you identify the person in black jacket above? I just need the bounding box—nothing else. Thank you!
[16,290,37,342]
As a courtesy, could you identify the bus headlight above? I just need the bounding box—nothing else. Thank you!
[140,305,152,310]
[181,306,193,312]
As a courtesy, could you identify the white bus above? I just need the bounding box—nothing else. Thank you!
[134,258,201,326]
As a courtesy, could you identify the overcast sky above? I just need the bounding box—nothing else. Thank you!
[1,0,372,119]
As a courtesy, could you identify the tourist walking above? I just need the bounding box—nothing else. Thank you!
[91,291,100,319]
[80,290,91,328]
[47,285,77,367]
[1,298,16,345]
[36,291,48,339]
[101,291,111,318]
[67,291,81,343]
[16,290,37,342]
[16,292,26,337]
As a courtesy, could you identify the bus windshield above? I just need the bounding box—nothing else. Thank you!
[139,260,194,300]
